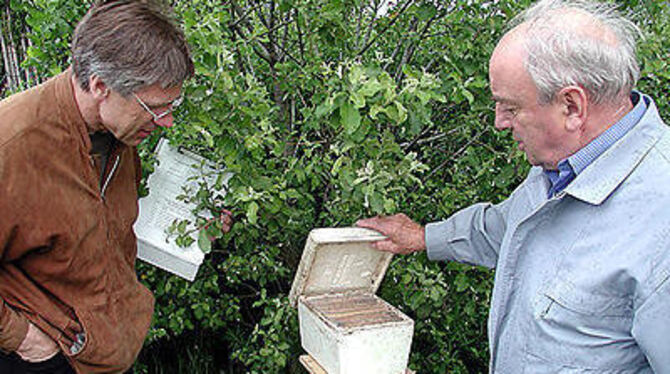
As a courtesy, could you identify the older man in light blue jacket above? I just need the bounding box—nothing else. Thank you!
[358,0,670,372]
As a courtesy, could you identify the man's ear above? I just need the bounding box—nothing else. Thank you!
[88,75,109,101]
[558,86,588,132]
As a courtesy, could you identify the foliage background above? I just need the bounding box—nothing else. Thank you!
[1,0,668,372]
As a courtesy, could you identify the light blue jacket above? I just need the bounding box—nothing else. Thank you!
[425,94,670,373]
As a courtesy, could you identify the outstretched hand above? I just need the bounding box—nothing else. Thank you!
[356,213,426,255]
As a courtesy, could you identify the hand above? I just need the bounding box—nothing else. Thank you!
[356,213,426,254]
[218,209,233,234]
[16,323,59,363]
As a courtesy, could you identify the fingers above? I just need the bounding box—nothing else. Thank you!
[371,239,403,254]
[358,214,425,254]
[356,216,391,235]
[218,209,234,233]
[355,216,379,229]
[220,209,233,216]
[356,214,407,234]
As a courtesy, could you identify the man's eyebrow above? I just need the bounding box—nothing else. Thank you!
[491,95,516,105]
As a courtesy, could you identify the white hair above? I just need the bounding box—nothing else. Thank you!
[512,0,642,105]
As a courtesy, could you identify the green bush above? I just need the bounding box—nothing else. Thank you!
[6,0,669,373]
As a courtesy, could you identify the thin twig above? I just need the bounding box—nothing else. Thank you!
[402,103,460,151]
[412,127,490,193]
[361,0,382,50]
[228,2,264,30]
[357,0,415,57]
[295,8,306,63]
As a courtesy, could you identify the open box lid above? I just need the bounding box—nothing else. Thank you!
[289,227,392,307]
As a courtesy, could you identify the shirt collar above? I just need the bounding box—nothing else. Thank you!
[563,93,666,205]
[543,91,647,198]
[567,91,647,175]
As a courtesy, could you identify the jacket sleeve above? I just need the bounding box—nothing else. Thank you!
[424,199,511,269]
[0,162,30,352]
[0,301,29,352]
[631,273,670,372]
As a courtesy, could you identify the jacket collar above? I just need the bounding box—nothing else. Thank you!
[53,67,92,152]
[563,94,666,205]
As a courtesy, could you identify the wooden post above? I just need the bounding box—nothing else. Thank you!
[299,354,416,374]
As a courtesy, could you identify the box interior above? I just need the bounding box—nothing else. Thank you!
[302,293,408,331]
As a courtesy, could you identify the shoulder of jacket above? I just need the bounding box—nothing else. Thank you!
[0,85,47,150]
[653,124,670,163]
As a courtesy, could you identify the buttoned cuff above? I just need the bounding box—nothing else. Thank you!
[425,220,454,262]
[0,304,29,352]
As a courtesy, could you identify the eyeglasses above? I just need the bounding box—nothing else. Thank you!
[133,93,183,122]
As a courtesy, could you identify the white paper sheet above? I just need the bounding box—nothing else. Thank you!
[134,138,230,281]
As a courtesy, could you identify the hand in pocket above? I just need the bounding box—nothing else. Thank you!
[16,323,59,363]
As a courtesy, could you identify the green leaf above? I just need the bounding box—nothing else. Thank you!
[348,64,365,84]
[432,91,448,103]
[455,272,469,292]
[416,90,432,105]
[247,201,259,224]
[369,191,384,213]
[462,88,475,105]
[331,156,345,175]
[359,79,382,97]
[221,72,233,91]
[417,3,437,20]
[395,101,408,123]
[369,104,385,120]
[315,100,334,117]
[198,229,212,254]
[351,91,366,109]
[201,128,214,148]
[279,0,293,12]
[340,101,361,134]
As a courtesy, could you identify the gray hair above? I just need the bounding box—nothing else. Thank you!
[512,0,642,105]
[72,0,194,96]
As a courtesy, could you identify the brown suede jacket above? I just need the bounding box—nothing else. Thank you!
[0,70,154,373]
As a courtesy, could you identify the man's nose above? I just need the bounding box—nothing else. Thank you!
[494,116,509,131]
[493,108,510,131]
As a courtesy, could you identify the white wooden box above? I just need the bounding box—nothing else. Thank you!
[289,228,414,374]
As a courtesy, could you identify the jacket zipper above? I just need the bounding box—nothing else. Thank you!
[101,155,120,200]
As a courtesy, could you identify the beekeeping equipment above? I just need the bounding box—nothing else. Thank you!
[289,228,414,374]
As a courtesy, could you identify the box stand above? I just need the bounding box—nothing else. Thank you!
[299,354,415,374]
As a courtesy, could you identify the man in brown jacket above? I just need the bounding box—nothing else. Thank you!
[0,1,230,373]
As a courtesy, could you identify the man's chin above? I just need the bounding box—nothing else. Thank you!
[525,154,541,167]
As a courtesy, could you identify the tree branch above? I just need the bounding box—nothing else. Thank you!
[413,127,490,193]
[360,0,382,50]
[357,0,415,57]
[294,8,306,63]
